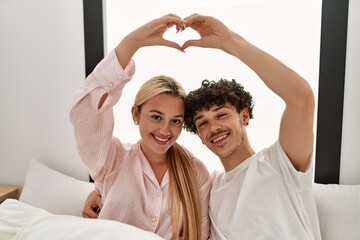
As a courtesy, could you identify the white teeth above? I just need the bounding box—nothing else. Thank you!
[154,135,169,142]
[212,134,227,143]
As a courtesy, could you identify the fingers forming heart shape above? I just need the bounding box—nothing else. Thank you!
[163,26,200,48]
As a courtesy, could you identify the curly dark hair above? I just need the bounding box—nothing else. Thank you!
[184,79,254,133]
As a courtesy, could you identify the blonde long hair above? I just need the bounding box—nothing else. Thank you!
[134,75,202,240]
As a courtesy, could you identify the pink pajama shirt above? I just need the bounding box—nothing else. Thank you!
[69,50,211,240]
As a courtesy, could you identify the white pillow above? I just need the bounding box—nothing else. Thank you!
[19,159,94,216]
[0,199,164,240]
[313,183,360,240]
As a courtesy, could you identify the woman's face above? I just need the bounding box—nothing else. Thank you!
[133,93,184,162]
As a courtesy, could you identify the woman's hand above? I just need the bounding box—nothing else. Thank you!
[115,14,185,68]
[129,13,185,50]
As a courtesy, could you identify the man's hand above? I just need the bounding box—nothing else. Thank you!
[181,14,233,51]
[82,190,103,218]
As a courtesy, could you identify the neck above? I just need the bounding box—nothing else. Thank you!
[139,141,167,164]
[221,138,255,172]
[139,141,168,183]
[149,160,168,184]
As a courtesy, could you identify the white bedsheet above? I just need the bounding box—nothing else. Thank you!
[0,199,164,240]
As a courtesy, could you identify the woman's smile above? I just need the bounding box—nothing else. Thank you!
[152,133,171,145]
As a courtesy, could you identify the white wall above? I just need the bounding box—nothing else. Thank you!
[340,0,360,184]
[0,0,358,189]
[105,0,322,173]
[0,0,88,187]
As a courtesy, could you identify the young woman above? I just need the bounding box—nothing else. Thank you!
[69,14,211,240]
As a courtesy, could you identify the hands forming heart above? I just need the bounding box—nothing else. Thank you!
[130,13,232,52]
[115,13,234,68]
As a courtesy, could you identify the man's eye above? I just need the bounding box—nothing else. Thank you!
[218,113,227,119]
[197,121,207,128]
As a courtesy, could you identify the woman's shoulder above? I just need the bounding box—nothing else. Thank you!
[113,138,141,159]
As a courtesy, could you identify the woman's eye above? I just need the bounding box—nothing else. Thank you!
[171,119,183,125]
[151,115,162,121]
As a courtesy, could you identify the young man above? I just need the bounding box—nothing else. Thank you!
[182,14,321,239]
[82,13,321,239]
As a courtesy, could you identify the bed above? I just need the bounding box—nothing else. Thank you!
[0,159,164,240]
[1,159,359,240]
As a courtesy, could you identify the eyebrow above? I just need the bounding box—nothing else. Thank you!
[194,115,204,123]
[149,110,184,118]
[194,104,228,123]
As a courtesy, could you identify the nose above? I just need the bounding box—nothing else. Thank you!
[209,120,222,133]
[159,122,171,135]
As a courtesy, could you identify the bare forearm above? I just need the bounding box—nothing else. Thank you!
[226,32,315,170]
[115,34,141,69]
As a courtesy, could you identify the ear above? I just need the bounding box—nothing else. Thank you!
[131,106,139,124]
[241,108,250,126]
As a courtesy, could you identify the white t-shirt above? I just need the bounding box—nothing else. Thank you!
[209,140,321,240]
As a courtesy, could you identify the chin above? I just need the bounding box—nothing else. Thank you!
[211,147,234,159]
[157,143,174,153]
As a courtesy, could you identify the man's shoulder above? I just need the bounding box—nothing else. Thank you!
[210,170,224,183]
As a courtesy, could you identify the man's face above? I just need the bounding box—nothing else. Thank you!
[193,103,248,159]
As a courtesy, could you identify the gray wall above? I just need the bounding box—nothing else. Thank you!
[340,0,360,184]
